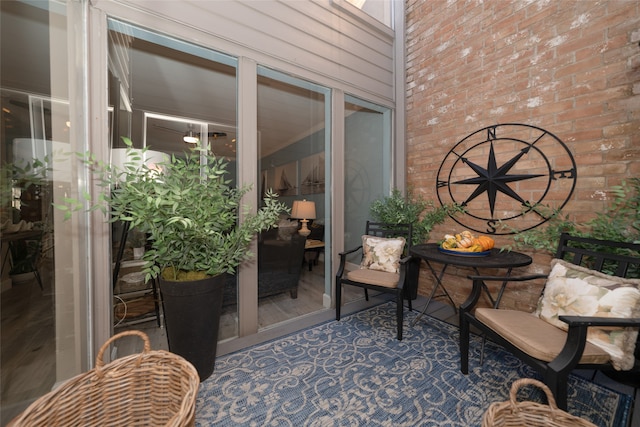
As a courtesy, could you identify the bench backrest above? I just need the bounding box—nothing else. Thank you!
[555,233,640,361]
[555,233,640,279]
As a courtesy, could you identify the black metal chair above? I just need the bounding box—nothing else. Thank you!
[459,233,640,410]
[335,221,419,340]
[8,230,44,290]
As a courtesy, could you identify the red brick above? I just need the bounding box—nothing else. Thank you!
[518,2,561,32]
[602,121,640,137]
[574,86,627,108]
[557,80,608,101]
[565,128,604,142]
[557,105,602,122]
[575,137,628,153]
[575,111,628,131]
[607,147,640,161]
[575,61,627,84]
[555,55,604,80]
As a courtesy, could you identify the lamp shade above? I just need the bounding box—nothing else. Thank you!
[291,200,316,220]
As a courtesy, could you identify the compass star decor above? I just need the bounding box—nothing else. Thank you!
[436,123,577,235]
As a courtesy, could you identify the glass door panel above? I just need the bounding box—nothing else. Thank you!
[257,67,330,329]
[106,19,239,341]
[342,95,391,297]
[1,1,78,422]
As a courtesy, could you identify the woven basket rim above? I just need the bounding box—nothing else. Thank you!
[8,330,199,427]
[482,378,597,427]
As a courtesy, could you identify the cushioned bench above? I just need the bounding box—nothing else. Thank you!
[459,233,640,410]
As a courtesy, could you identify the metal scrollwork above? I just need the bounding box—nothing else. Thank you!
[436,123,577,235]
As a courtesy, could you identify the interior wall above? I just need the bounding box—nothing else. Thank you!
[405,0,640,311]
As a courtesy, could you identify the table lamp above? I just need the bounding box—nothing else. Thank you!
[291,199,316,237]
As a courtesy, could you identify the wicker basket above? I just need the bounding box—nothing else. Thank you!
[482,378,597,427]
[8,330,199,427]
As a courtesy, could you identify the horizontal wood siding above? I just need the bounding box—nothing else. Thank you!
[101,0,396,102]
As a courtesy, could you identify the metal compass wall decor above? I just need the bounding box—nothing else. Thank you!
[436,123,577,235]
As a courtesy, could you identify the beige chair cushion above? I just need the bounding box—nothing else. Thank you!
[535,259,640,370]
[360,235,406,273]
[347,268,399,288]
[476,308,610,365]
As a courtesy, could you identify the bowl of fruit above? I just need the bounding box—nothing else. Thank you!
[438,231,495,257]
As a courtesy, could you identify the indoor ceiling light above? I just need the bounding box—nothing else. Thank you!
[183,130,199,144]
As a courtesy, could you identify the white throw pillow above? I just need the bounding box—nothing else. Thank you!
[535,259,640,370]
[360,235,406,273]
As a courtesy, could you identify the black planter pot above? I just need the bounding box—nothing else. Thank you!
[159,275,225,382]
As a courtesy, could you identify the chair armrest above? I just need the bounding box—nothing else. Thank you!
[338,246,363,257]
[559,315,640,328]
[395,255,411,290]
[461,274,548,313]
[399,255,412,265]
[548,316,640,375]
[467,274,549,282]
[336,246,363,279]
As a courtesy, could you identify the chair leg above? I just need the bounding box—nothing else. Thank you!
[30,257,43,290]
[335,279,342,321]
[364,288,369,301]
[479,336,487,365]
[546,373,568,411]
[33,267,43,290]
[460,312,470,374]
[396,291,403,340]
[152,278,161,327]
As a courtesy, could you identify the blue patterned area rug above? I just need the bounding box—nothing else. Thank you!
[196,303,632,426]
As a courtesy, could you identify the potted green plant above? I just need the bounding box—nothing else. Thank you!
[58,138,288,380]
[369,188,461,300]
[369,188,461,245]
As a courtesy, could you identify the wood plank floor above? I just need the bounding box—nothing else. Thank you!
[1,271,55,425]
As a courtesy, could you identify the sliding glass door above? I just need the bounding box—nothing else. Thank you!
[256,67,331,329]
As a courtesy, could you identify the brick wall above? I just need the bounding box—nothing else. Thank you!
[405,0,640,311]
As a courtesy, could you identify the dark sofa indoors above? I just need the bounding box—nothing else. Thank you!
[222,228,306,307]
